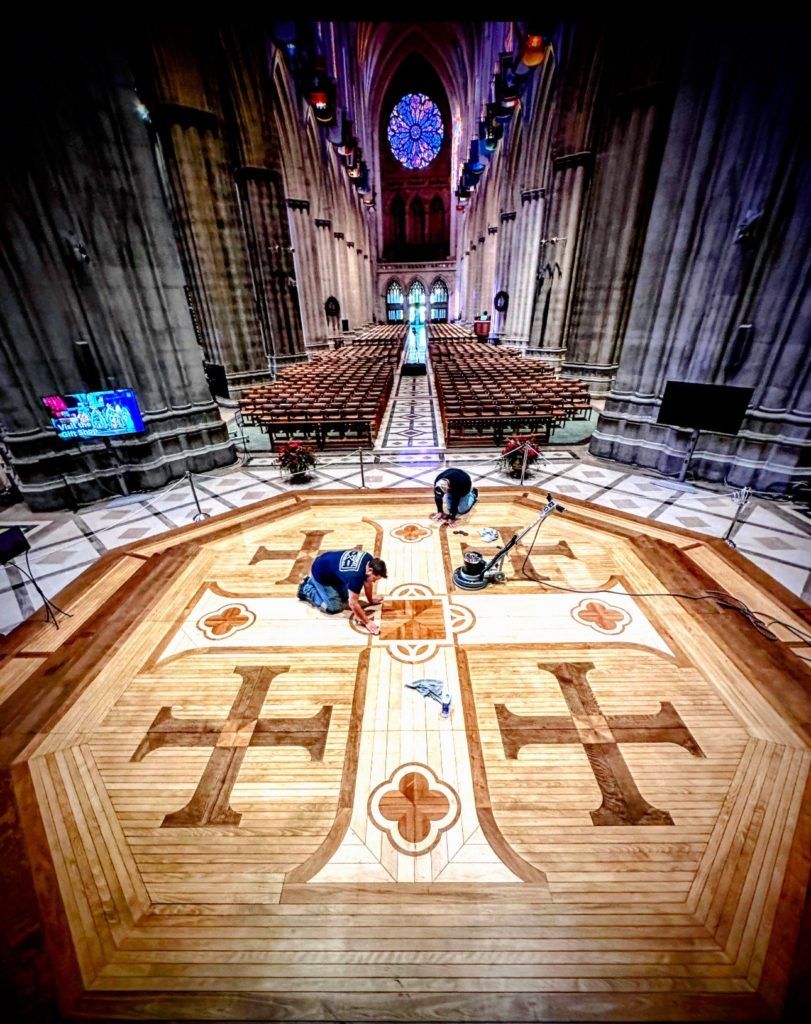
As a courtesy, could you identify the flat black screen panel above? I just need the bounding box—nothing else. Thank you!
[657,382,753,436]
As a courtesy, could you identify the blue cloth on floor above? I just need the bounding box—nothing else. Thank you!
[405,678,445,704]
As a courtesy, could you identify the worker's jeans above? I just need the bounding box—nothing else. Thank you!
[298,575,346,613]
[435,488,477,517]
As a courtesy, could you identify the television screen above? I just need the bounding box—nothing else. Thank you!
[657,382,753,436]
[43,389,145,441]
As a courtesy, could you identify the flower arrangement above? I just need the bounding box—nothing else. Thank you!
[275,441,316,481]
[498,434,541,477]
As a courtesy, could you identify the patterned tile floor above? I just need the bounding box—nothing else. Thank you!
[2,369,810,635]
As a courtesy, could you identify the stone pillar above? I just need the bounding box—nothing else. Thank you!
[590,24,811,494]
[0,26,233,511]
[234,168,305,377]
[561,83,673,392]
[505,189,545,346]
[154,103,267,383]
[528,154,591,365]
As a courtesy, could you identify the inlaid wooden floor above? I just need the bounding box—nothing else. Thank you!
[1,488,810,1022]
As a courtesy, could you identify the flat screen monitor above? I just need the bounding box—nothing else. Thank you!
[43,389,145,441]
[657,382,753,436]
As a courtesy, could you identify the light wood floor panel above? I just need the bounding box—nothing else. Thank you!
[2,488,810,1021]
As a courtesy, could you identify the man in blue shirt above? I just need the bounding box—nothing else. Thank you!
[432,467,478,525]
[297,549,387,635]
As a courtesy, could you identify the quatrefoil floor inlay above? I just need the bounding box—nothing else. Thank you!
[196,603,256,641]
[368,762,460,855]
[571,598,631,635]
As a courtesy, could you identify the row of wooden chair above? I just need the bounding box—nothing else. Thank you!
[239,342,402,450]
[430,340,591,447]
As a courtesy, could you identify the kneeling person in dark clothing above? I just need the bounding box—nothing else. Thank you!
[432,467,478,524]
[298,549,387,635]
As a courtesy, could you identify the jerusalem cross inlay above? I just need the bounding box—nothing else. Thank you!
[462,526,575,580]
[131,665,332,827]
[496,662,705,826]
[250,529,333,584]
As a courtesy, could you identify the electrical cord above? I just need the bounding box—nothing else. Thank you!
[517,519,811,648]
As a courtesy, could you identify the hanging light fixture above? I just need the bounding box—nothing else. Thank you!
[337,116,355,156]
[347,148,363,177]
[520,28,547,68]
[355,164,371,192]
[469,139,486,174]
[308,58,335,123]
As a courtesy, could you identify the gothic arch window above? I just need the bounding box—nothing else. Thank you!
[386,280,405,322]
[407,280,426,325]
[390,195,406,245]
[428,196,444,244]
[387,93,444,170]
[429,278,449,321]
[409,196,425,245]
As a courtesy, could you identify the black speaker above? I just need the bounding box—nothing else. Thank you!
[0,526,29,565]
[341,318,350,333]
[657,382,754,436]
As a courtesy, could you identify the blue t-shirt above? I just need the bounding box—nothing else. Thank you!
[311,549,371,595]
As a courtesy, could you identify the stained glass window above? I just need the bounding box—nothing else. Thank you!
[429,278,449,321]
[387,93,444,170]
[386,281,404,322]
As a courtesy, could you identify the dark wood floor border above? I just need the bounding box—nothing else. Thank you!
[3,763,82,1022]
[0,545,200,764]
[0,550,134,658]
[68,987,773,1022]
[704,537,811,622]
[630,535,811,747]
[758,766,811,1015]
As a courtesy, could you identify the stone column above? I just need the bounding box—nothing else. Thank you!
[0,26,233,510]
[590,24,811,494]
[561,83,672,392]
[528,153,591,365]
[154,103,267,384]
[235,168,305,374]
[505,189,545,346]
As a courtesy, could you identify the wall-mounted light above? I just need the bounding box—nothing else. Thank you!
[520,30,547,68]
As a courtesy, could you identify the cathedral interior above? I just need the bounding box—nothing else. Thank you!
[1,17,810,1024]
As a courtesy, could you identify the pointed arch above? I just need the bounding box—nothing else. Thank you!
[386,279,405,322]
[429,277,449,321]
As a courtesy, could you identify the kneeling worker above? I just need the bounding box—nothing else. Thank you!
[298,549,387,635]
[432,467,478,525]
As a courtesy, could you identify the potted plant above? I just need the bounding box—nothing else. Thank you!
[275,440,316,483]
[498,434,540,479]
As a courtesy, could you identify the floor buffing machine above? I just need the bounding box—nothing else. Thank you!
[452,492,566,590]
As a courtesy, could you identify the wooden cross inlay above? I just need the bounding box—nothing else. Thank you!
[131,665,332,828]
[250,529,333,584]
[462,527,575,581]
[378,771,450,844]
[496,662,705,826]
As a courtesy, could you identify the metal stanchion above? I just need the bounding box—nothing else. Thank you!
[187,471,210,522]
[357,447,367,489]
[723,487,752,548]
[519,442,531,485]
